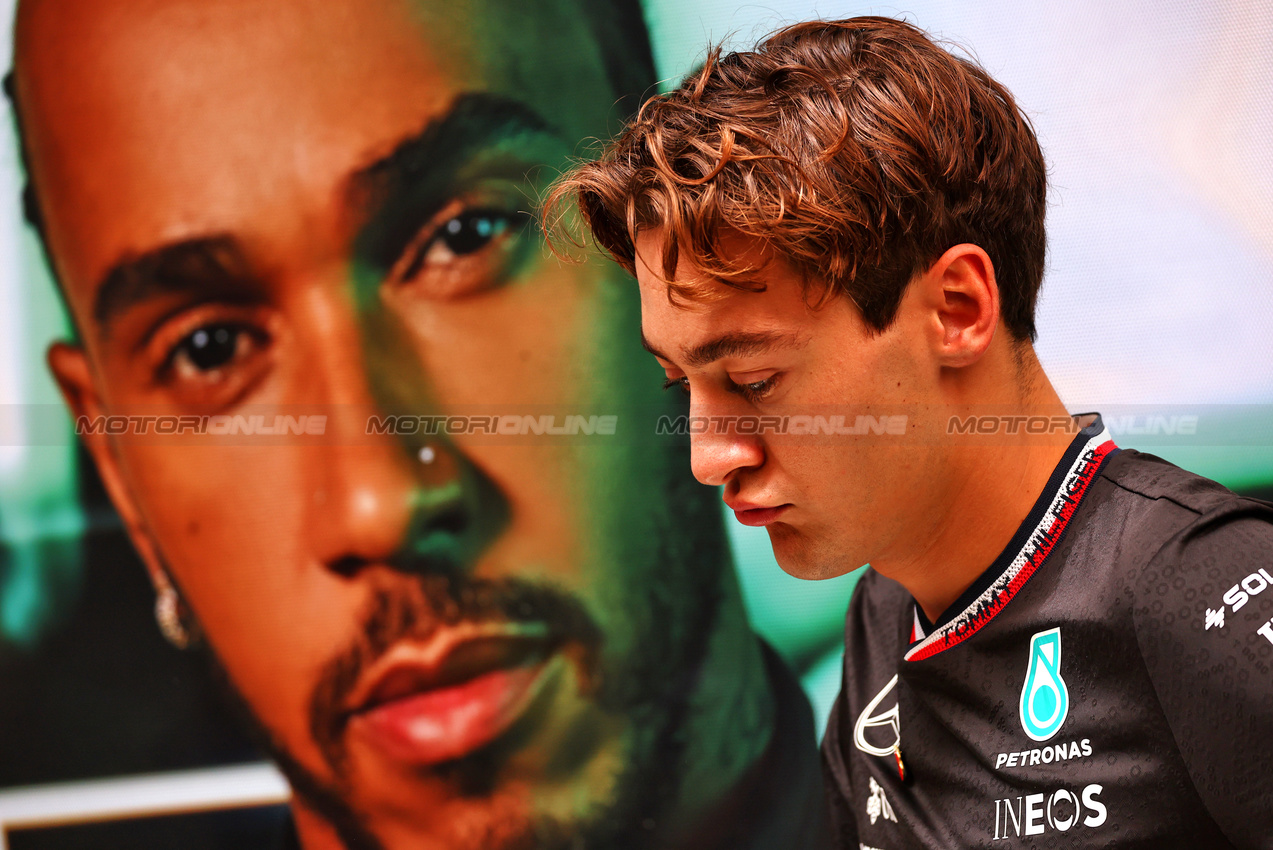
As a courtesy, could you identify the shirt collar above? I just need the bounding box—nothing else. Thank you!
[905,413,1118,661]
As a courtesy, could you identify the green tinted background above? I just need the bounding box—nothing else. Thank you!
[1,0,1271,758]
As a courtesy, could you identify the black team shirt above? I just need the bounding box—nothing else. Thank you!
[822,416,1273,848]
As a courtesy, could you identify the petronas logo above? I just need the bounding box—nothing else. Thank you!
[1019,628,1069,742]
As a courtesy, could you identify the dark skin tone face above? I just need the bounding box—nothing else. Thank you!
[14,0,774,847]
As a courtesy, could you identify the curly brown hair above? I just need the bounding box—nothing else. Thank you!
[545,16,1048,341]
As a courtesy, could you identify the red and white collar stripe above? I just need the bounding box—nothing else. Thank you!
[904,423,1117,662]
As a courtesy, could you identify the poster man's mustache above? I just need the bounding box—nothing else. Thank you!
[309,572,603,766]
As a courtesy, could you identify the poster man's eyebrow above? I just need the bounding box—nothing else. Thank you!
[641,330,807,369]
[93,235,254,335]
[90,93,558,337]
[346,91,563,275]
[346,91,560,208]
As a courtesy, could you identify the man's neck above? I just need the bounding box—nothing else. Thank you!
[890,345,1074,623]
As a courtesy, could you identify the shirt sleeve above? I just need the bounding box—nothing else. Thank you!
[1133,501,1273,849]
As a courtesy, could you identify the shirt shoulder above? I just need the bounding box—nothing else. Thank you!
[1077,448,1273,576]
[1097,447,1270,524]
[1100,450,1273,847]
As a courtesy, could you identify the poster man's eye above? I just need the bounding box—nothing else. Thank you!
[433,212,512,257]
[147,314,272,407]
[179,324,239,370]
[389,206,531,298]
[166,322,257,376]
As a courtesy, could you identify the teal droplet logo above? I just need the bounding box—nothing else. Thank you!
[1019,628,1069,742]
[1033,687,1056,720]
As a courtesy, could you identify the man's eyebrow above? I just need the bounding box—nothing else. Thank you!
[346,91,560,210]
[91,94,558,336]
[346,91,563,275]
[639,331,670,362]
[93,235,254,336]
[641,329,806,369]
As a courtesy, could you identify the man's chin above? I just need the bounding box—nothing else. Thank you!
[766,525,816,579]
[277,732,548,850]
[282,682,657,850]
[291,783,540,850]
[289,696,696,850]
[285,744,642,850]
[768,525,857,581]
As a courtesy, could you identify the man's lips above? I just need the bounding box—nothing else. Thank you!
[724,497,791,527]
[344,622,559,765]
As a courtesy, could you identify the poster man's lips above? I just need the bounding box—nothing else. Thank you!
[350,624,552,710]
[344,622,560,765]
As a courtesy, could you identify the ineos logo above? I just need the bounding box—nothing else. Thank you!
[993,784,1107,839]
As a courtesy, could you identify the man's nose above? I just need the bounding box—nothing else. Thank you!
[312,429,420,575]
[687,395,766,487]
[313,421,509,579]
[300,287,508,579]
[388,437,508,576]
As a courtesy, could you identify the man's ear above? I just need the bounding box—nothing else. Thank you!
[915,243,1000,368]
[47,342,169,593]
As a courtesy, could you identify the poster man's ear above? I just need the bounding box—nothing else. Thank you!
[47,342,172,598]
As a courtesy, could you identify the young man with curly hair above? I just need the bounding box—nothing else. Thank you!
[550,16,1273,849]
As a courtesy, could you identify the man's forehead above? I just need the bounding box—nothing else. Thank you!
[635,229,829,366]
[14,0,615,313]
[634,226,780,287]
[14,0,586,88]
[638,276,808,369]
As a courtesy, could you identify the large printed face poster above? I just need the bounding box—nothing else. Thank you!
[0,1,850,847]
[0,1,1270,848]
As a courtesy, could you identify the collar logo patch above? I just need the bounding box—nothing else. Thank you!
[1019,628,1069,742]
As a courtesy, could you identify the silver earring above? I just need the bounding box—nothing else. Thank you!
[154,573,194,649]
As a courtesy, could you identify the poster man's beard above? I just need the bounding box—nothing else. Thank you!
[200,563,722,850]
